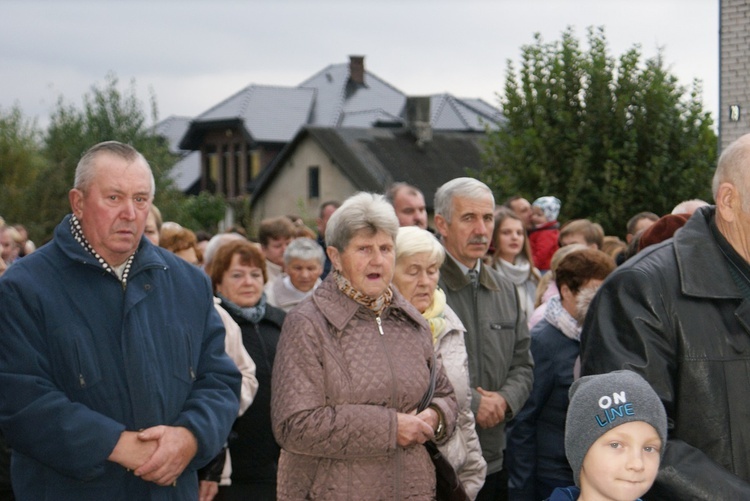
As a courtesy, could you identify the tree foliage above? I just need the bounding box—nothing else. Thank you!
[0,106,46,235]
[165,190,228,234]
[1,74,228,244]
[480,27,718,236]
[21,74,190,242]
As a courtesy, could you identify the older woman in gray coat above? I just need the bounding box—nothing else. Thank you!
[271,192,458,500]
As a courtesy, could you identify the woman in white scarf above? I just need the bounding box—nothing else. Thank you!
[393,226,487,500]
[490,208,541,321]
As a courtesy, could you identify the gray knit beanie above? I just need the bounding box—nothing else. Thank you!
[565,370,667,486]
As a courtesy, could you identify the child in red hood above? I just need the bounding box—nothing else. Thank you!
[529,196,561,272]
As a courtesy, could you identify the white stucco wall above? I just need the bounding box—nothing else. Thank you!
[251,137,359,230]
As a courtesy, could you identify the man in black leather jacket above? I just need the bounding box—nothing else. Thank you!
[580,133,750,499]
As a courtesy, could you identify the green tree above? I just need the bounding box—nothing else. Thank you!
[0,105,46,236]
[26,73,185,241]
[165,190,227,234]
[480,27,717,236]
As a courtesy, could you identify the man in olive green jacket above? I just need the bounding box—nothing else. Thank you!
[434,178,534,501]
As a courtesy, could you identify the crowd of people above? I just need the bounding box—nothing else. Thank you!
[1,136,750,500]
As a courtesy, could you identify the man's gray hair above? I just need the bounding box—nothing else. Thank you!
[325,192,399,251]
[283,237,325,266]
[434,177,495,223]
[74,141,155,196]
[671,199,709,215]
[713,133,750,208]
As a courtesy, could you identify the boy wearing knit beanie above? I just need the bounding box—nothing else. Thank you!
[547,370,667,501]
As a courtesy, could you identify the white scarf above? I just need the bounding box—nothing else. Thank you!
[495,256,531,286]
[544,295,582,341]
[496,256,536,318]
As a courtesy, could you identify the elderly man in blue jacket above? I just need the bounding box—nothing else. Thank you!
[0,141,241,500]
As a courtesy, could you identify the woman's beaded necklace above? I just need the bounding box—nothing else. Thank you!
[70,215,135,289]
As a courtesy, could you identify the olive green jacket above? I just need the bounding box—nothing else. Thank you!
[439,256,534,475]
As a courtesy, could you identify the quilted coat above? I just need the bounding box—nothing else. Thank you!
[271,275,458,500]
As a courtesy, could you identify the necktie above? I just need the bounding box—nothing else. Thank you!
[468,269,479,288]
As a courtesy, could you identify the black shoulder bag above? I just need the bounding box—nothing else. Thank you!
[417,353,471,501]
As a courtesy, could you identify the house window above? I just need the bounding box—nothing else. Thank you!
[308,166,320,199]
[250,150,261,179]
[233,144,242,197]
[205,145,218,193]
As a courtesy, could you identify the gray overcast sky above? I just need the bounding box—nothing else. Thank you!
[1,0,719,129]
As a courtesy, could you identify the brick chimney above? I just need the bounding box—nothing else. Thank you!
[349,55,365,85]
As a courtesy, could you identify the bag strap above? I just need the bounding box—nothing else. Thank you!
[416,352,437,413]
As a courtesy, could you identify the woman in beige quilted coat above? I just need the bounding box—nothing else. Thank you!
[271,192,458,500]
[393,226,487,499]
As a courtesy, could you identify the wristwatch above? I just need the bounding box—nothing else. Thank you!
[435,417,445,438]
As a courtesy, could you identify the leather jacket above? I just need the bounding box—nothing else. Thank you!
[580,206,750,499]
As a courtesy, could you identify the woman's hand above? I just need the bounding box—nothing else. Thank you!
[415,407,439,431]
[396,411,435,447]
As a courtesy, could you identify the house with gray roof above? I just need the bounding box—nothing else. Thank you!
[161,55,502,200]
[154,116,201,193]
[248,97,491,229]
